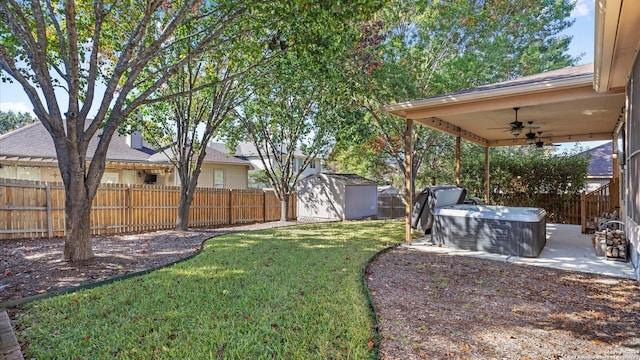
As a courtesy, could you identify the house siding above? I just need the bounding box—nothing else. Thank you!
[184,163,248,189]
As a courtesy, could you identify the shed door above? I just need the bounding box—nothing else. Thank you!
[344,185,377,220]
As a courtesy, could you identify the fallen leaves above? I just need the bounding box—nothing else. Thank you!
[367,247,640,359]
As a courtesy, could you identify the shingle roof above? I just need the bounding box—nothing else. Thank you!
[147,146,251,166]
[0,121,251,167]
[0,121,154,162]
[211,141,309,158]
[400,63,594,104]
[582,141,613,177]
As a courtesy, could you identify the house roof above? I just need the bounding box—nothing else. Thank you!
[382,63,625,147]
[211,141,311,158]
[0,121,155,162]
[581,141,613,177]
[147,146,251,167]
[0,121,251,168]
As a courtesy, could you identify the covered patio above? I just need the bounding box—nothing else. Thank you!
[383,63,625,243]
[407,224,635,279]
[381,0,640,279]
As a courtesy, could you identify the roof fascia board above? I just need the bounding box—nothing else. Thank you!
[594,0,622,92]
[400,83,618,120]
[383,74,594,117]
[415,117,489,147]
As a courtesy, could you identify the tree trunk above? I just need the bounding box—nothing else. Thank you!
[280,196,289,222]
[63,184,95,261]
[176,190,193,231]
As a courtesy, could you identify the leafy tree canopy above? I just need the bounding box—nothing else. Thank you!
[0,110,36,134]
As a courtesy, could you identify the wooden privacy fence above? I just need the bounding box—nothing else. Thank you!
[377,194,406,219]
[0,179,296,240]
[581,179,620,233]
[492,193,582,225]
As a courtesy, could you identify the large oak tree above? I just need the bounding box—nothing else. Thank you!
[0,0,264,261]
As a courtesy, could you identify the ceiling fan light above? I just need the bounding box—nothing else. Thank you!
[526,138,535,145]
[511,129,521,136]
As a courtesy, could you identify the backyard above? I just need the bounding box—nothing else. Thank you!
[2,220,640,359]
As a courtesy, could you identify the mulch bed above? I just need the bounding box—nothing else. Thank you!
[365,246,640,359]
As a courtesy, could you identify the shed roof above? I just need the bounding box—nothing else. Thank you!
[310,173,377,186]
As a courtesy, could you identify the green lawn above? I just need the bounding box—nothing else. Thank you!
[14,220,403,359]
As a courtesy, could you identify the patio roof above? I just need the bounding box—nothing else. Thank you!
[382,63,626,147]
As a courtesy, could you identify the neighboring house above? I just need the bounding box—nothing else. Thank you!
[581,141,613,192]
[0,121,251,188]
[149,147,250,189]
[297,173,378,221]
[211,141,322,188]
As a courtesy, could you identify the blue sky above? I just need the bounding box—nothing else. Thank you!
[0,1,600,151]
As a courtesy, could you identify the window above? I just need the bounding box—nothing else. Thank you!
[214,169,225,188]
[102,173,119,184]
[310,159,316,169]
[0,166,40,181]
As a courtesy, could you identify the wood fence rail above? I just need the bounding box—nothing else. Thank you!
[0,179,296,240]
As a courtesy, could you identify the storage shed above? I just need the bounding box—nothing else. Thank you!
[297,173,378,221]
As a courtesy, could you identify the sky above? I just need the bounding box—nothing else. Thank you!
[0,0,602,151]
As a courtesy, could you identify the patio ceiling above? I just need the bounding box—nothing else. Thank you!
[382,63,626,147]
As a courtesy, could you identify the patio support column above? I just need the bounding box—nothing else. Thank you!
[455,135,461,186]
[484,146,490,203]
[405,119,413,244]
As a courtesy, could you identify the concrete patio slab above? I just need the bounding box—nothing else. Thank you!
[407,223,637,279]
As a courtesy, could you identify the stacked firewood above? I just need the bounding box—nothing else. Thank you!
[604,229,627,261]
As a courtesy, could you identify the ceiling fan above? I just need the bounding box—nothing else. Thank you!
[489,108,544,137]
[533,131,560,149]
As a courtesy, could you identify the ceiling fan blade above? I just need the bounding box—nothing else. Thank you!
[523,122,545,129]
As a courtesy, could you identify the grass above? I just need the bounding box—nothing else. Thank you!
[14,220,402,359]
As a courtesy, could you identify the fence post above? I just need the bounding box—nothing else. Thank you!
[229,189,234,225]
[45,183,53,238]
[127,185,133,233]
[580,191,586,233]
[263,190,267,223]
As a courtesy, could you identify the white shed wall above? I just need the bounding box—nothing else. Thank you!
[344,185,378,220]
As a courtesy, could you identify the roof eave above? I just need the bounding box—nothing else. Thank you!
[594,0,622,93]
[382,74,594,117]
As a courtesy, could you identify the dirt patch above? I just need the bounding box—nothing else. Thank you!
[365,247,640,359]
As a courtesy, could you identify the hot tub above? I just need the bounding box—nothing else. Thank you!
[433,204,546,257]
